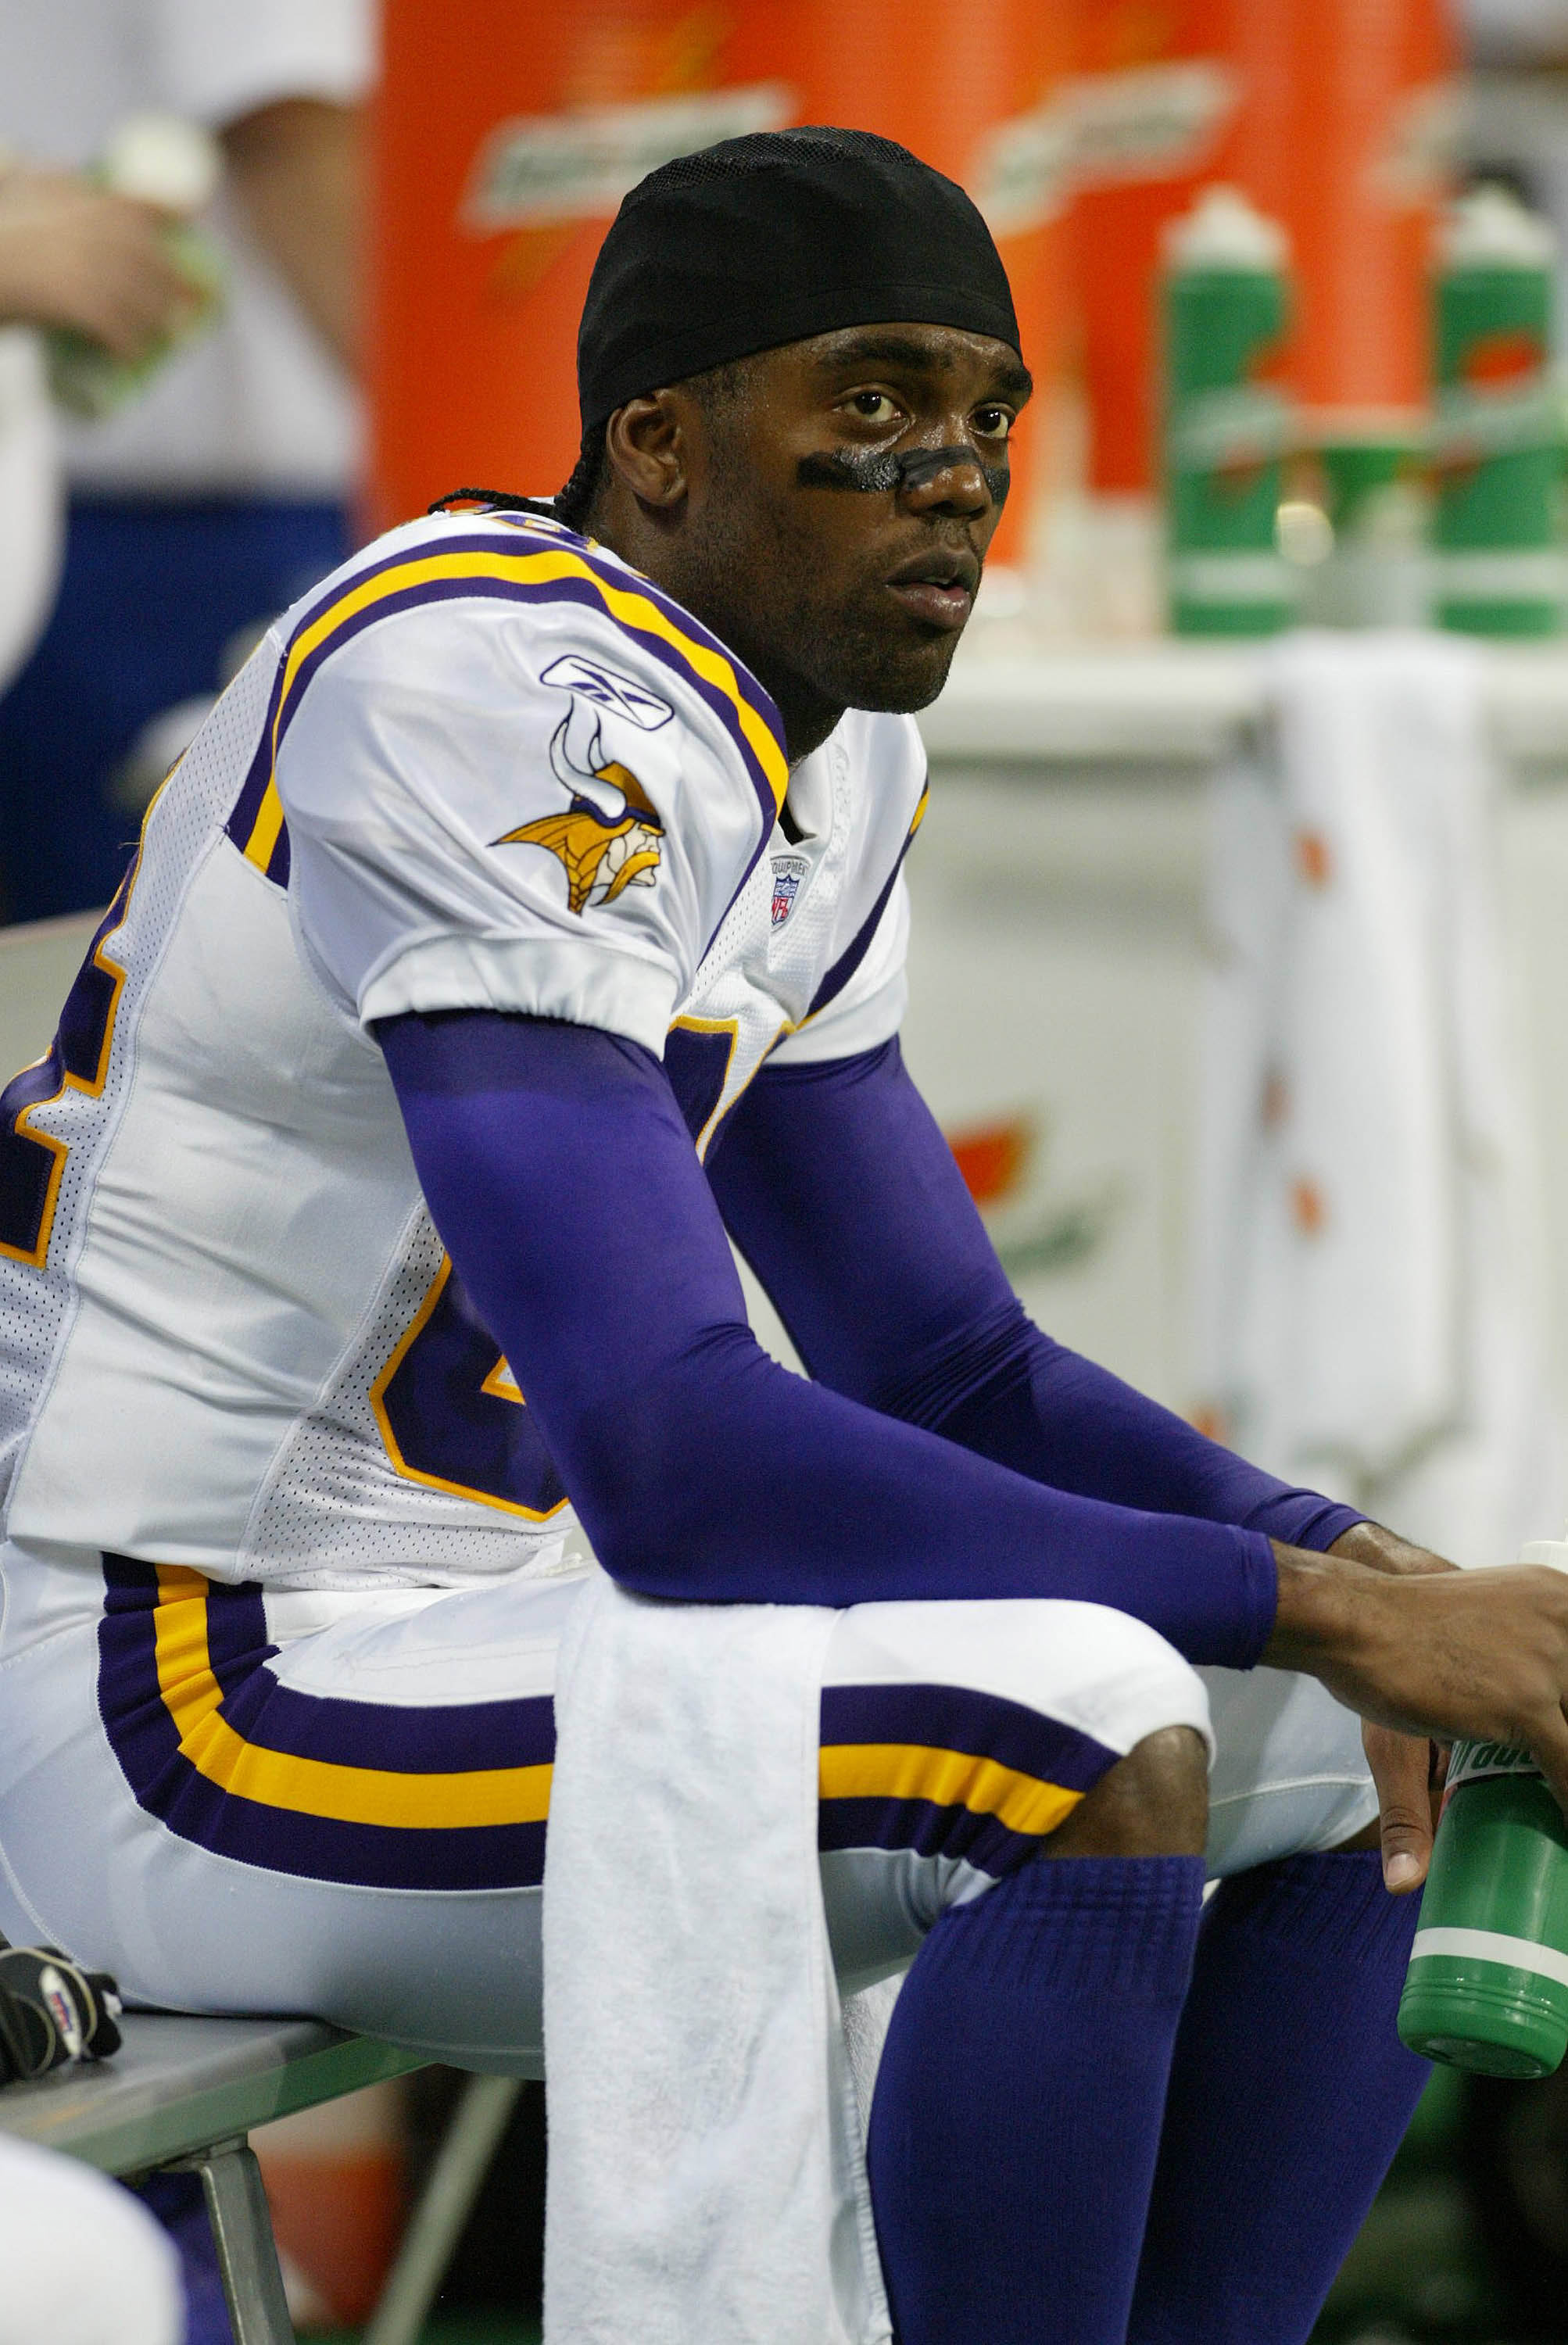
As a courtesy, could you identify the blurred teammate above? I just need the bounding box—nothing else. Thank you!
[0,0,370,924]
[6,130,1568,2343]
[0,2137,183,2345]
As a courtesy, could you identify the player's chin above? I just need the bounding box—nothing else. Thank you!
[829,619,965,714]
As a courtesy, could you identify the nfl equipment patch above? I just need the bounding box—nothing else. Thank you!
[771,853,808,928]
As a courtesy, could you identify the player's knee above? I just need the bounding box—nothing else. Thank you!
[1042,1724,1209,1861]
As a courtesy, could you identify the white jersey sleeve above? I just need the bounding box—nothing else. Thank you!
[271,519,789,1054]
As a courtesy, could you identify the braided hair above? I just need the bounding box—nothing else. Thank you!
[428,426,604,535]
[428,355,750,532]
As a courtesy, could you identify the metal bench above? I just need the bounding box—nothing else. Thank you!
[0,2012,426,2343]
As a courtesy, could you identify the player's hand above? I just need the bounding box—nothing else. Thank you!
[0,166,200,358]
[1330,1522,1456,1892]
[1265,1545,1568,1815]
[1362,1722,1447,1893]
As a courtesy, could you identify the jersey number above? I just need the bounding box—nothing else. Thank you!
[0,871,134,1268]
[370,1017,743,1518]
[371,1256,568,1520]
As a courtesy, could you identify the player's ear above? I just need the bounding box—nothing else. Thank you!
[604,392,691,513]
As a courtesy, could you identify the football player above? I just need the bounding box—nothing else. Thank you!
[5,128,1568,2343]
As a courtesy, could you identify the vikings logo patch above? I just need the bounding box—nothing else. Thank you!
[493,668,671,915]
[771,852,808,928]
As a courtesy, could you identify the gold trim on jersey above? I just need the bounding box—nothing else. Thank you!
[666,1012,742,1157]
[151,1565,553,1828]
[481,1353,526,1404]
[0,777,170,1269]
[240,777,287,875]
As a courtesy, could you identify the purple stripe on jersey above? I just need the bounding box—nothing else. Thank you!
[224,658,287,858]
[277,520,778,736]
[278,571,782,854]
[819,1681,1117,1795]
[817,1792,1049,1878]
[222,519,786,918]
[803,782,927,1024]
[270,524,784,831]
[96,1557,552,1892]
[267,526,565,653]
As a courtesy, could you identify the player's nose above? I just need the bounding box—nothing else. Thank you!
[897,443,993,519]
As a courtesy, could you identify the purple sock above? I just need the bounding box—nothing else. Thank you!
[1126,1850,1428,2345]
[867,1854,1205,2345]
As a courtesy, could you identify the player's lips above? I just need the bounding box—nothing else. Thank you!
[883,550,979,632]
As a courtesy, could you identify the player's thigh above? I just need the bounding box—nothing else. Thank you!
[2,1551,1225,2035]
[816,1596,1212,1992]
[1201,1661,1376,1877]
[0,1540,580,2072]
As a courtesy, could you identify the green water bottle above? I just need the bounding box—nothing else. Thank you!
[48,112,224,421]
[1430,184,1563,638]
[1296,411,1428,628]
[1162,185,1296,638]
[1398,1542,1568,2078]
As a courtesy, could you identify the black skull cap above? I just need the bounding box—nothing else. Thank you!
[576,125,1021,433]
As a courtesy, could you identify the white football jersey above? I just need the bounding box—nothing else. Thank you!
[0,509,927,1585]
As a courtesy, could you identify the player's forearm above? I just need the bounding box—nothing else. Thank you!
[222,98,363,370]
[925,1324,1362,1556]
[555,1322,1277,1663]
[714,1042,1362,1552]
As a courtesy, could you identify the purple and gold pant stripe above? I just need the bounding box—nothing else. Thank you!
[818,1682,1119,1878]
[97,1559,553,1892]
[97,1561,1117,1896]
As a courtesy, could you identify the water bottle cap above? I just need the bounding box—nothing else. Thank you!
[1439,183,1557,272]
[1163,184,1288,274]
[1518,1538,1568,1576]
[100,114,220,217]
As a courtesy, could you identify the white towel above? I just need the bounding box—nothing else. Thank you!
[542,1566,893,2345]
[1194,630,1563,1563]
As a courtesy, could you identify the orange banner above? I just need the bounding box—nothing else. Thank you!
[369,1,1074,561]
[1229,0,1455,424]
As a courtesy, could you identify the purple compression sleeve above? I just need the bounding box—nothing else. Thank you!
[378,1011,1278,1665]
[708,1040,1362,1557]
